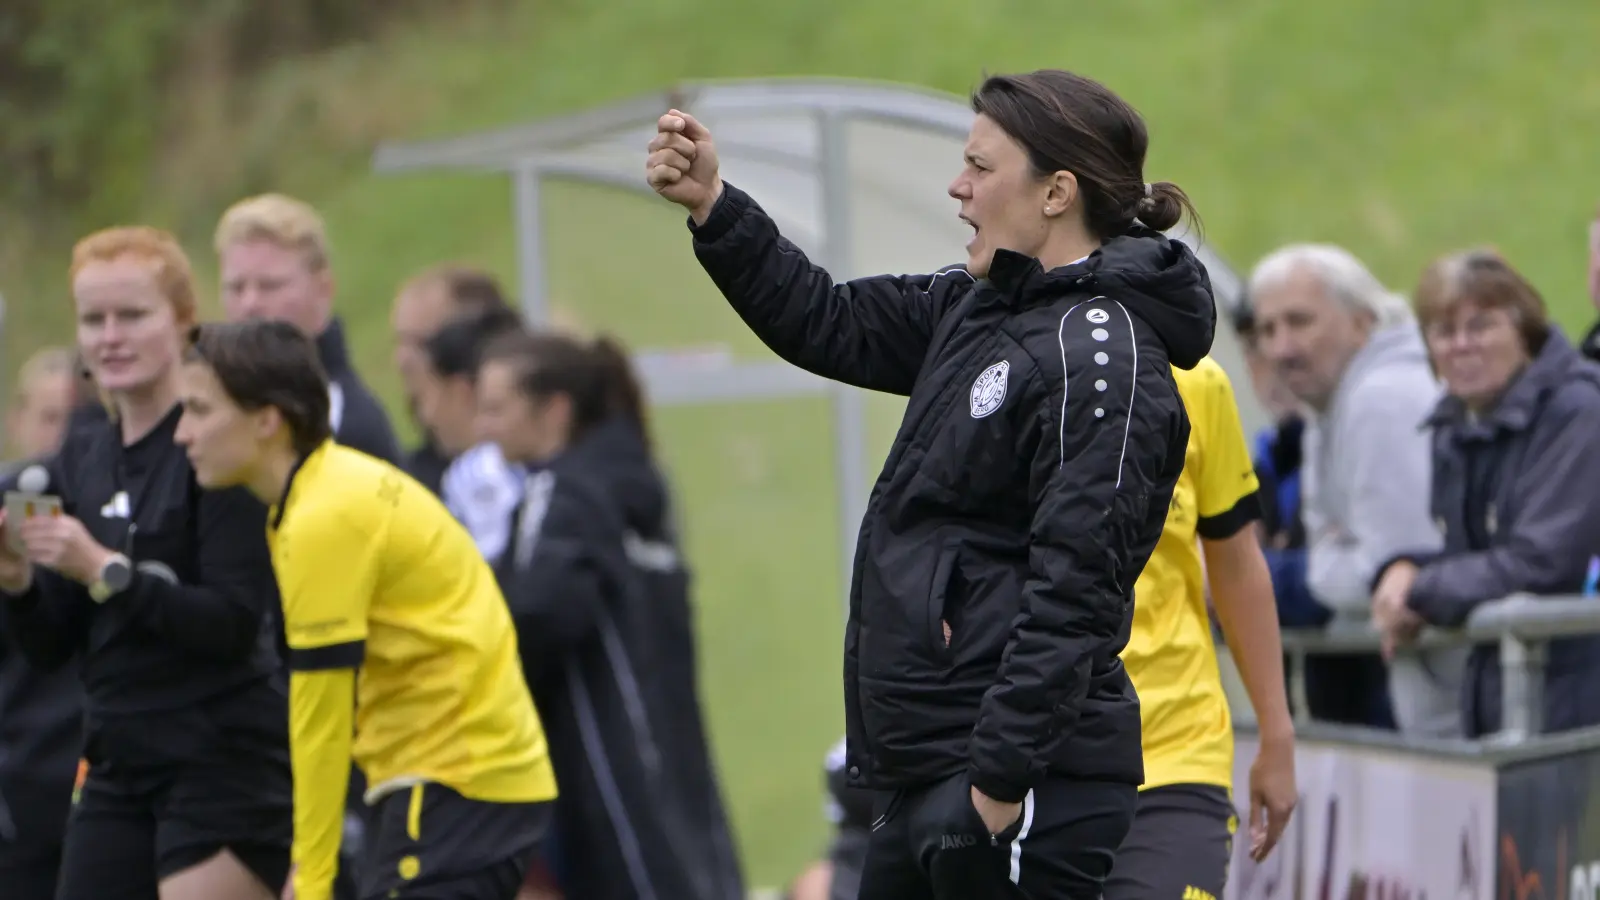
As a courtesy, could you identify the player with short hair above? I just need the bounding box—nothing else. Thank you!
[174,318,558,900]
[430,308,528,562]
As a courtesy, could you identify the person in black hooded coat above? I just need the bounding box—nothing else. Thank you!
[476,329,744,900]
[648,68,1216,898]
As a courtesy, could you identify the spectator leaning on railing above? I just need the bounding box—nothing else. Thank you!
[1371,249,1600,738]
[1231,304,1396,730]
[1247,244,1466,738]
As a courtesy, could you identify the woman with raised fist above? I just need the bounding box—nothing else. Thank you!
[649,70,1217,900]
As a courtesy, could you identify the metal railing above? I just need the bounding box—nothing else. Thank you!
[1230,593,1600,755]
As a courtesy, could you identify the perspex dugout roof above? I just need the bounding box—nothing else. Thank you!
[370,77,1255,610]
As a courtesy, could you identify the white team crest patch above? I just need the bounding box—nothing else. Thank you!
[970,360,1010,418]
[1086,308,1110,324]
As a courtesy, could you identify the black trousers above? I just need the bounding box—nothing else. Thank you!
[0,851,61,900]
[858,772,1136,899]
[359,783,550,900]
[1103,784,1236,900]
[52,764,291,900]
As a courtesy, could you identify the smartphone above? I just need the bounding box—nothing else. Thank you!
[4,491,63,553]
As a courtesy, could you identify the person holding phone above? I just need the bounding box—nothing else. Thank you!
[0,226,292,900]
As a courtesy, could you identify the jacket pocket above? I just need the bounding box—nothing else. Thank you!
[926,542,961,657]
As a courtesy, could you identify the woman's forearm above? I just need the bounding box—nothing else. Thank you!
[1205,529,1295,741]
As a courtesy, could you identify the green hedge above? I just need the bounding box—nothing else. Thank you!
[0,0,422,224]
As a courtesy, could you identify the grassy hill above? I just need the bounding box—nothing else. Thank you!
[7,0,1600,886]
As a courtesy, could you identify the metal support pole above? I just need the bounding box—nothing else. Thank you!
[1498,633,1546,742]
[817,111,869,621]
[512,164,549,325]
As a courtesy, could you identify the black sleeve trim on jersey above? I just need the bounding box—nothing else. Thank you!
[289,640,365,672]
[1196,490,1264,541]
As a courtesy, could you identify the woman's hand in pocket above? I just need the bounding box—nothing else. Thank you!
[970,785,1021,836]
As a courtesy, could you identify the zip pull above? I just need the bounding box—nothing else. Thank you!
[124,523,138,557]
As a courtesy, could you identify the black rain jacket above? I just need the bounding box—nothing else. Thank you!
[0,406,287,771]
[690,184,1215,802]
[497,419,744,900]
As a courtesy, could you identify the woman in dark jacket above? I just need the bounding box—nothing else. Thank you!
[474,329,744,900]
[1373,249,1600,737]
[649,69,1215,897]
[0,227,291,899]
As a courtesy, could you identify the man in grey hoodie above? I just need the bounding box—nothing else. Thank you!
[1247,244,1465,737]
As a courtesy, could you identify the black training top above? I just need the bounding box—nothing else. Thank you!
[690,183,1215,801]
[1,404,283,719]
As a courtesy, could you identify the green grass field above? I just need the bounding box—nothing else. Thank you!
[8,0,1600,886]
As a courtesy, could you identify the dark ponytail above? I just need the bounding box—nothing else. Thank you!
[481,329,654,455]
[588,334,653,455]
[1136,182,1189,234]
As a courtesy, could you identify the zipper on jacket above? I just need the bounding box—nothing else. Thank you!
[846,293,992,779]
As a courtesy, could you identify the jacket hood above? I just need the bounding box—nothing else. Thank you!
[1348,320,1432,383]
[987,227,1216,369]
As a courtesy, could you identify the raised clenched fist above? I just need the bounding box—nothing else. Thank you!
[646,108,723,224]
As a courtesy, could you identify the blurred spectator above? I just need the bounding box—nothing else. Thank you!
[786,737,872,900]
[214,192,401,464]
[0,469,82,900]
[1233,304,1396,730]
[426,308,528,563]
[4,347,76,467]
[1248,244,1464,737]
[1373,250,1600,737]
[390,263,516,493]
[1232,307,1314,619]
[0,351,85,900]
[1581,204,1600,362]
[480,329,744,900]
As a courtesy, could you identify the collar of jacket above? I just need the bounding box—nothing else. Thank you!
[315,315,353,377]
[1426,328,1582,437]
[980,248,1097,309]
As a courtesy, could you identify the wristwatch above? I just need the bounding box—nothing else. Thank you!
[89,553,133,604]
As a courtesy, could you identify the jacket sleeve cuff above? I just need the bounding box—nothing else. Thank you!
[686,182,746,244]
[1369,551,1441,594]
[967,764,1030,804]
